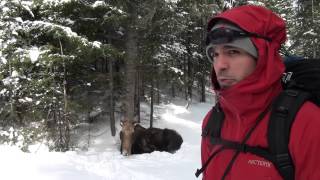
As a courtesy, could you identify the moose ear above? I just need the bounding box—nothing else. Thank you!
[133,122,139,127]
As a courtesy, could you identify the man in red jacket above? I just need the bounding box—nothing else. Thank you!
[200,5,320,180]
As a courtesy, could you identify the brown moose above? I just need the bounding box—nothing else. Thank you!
[120,120,183,156]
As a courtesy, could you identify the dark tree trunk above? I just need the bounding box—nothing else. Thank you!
[200,72,206,102]
[187,54,192,101]
[124,27,138,121]
[183,55,188,100]
[156,74,160,104]
[135,67,141,123]
[150,73,154,128]
[107,48,116,136]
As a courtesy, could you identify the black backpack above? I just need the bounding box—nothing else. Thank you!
[196,58,320,180]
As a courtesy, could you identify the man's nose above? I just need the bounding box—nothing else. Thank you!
[214,55,229,70]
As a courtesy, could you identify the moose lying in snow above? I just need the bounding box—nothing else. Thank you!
[120,120,183,156]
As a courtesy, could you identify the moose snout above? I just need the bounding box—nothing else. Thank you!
[121,150,130,156]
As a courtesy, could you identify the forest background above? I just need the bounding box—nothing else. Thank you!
[0,0,319,152]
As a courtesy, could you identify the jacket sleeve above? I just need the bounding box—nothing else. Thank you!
[201,110,213,180]
[289,102,320,180]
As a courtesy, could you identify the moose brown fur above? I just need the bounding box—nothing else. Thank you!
[120,120,183,156]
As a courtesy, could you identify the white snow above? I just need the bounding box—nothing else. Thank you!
[2,76,20,86]
[165,0,179,2]
[162,43,187,54]
[92,41,102,48]
[18,97,33,103]
[170,67,183,75]
[192,52,203,59]
[1,57,7,64]
[0,98,214,180]
[303,29,317,36]
[15,17,23,23]
[0,88,7,95]
[21,1,35,18]
[24,21,78,38]
[92,1,106,8]
[29,47,40,63]
[42,0,71,5]
[11,70,19,77]
[111,7,125,14]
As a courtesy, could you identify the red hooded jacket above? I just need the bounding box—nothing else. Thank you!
[201,5,320,180]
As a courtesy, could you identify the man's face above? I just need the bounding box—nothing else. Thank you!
[211,45,257,89]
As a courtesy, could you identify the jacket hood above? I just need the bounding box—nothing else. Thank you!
[207,5,286,122]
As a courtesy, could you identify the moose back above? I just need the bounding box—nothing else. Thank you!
[120,120,183,156]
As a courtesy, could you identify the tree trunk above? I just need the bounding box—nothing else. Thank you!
[59,38,70,151]
[156,73,160,104]
[311,0,317,58]
[122,0,158,122]
[124,27,138,122]
[183,55,188,100]
[187,54,193,101]
[200,12,207,103]
[106,46,116,136]
[135,67,141,123]
[186,37,193,101]
[171,82,176,98]
[171,60,176,98]
[150,70,154,128]
[141,72,146,101]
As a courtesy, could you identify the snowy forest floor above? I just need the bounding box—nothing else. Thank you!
[0,97,214,180]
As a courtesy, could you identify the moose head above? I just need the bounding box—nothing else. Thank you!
[120,120,138,156]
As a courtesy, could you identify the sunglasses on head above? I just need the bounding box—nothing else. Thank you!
[206,28,272,45]
[205,28,272,62]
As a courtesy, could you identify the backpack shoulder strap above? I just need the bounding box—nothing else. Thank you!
[202,103,225,138]
[268,89,311,180]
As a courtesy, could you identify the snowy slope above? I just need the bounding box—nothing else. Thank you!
[0,99,213,180]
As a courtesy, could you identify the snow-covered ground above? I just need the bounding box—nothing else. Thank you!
[0,98,213,180]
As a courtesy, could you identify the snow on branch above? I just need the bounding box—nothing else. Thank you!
[20,1,34,18]
[22,20,102,50]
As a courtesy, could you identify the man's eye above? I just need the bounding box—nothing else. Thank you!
[227,49,240,55]
[208,50,218,59]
